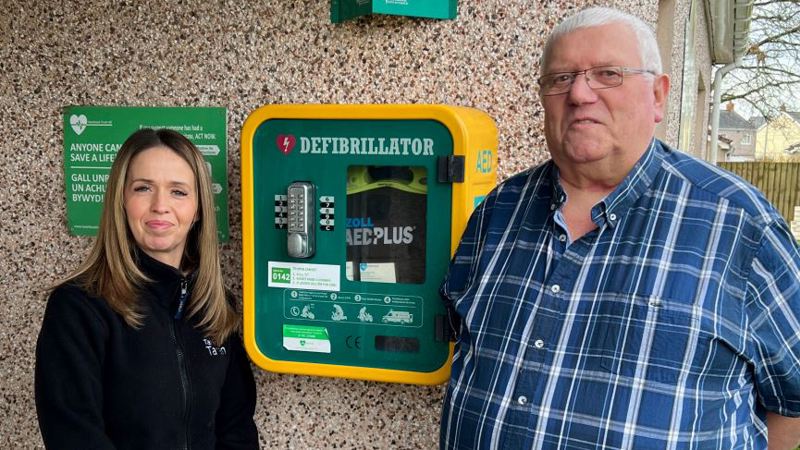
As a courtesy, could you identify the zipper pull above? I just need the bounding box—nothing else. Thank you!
[174,278,188,320]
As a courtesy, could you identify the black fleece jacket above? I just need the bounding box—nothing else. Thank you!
[35,253,259,450]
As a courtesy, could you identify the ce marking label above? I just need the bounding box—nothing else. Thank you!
[345,335,362,350]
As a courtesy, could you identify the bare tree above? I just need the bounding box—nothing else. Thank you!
[721,0,800,120]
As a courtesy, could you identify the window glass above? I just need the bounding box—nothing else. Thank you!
[345,165,427,284]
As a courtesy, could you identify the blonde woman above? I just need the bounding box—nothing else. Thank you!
[35,129,259,450]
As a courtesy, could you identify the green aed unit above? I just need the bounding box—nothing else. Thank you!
[241,104,497,384]
[331,0,457,23]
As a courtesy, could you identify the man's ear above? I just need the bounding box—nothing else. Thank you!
[653,74,670,124]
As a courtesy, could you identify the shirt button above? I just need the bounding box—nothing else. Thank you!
[609,213,617,221]
[558,234,567,242]
[550,203,557,211]
[534,339,545,349]
[517,395,528,405]
[551,284,561,294]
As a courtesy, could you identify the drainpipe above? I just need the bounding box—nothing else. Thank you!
[709,58,743,164]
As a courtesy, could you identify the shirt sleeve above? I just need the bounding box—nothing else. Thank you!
[439,186,498,308]
[745,219,800,417]
[35,286,117,449]
[214,333,259,450]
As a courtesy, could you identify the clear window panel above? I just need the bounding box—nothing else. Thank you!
[345,165,427,284]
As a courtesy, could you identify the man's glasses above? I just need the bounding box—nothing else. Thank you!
[537,66,656,96]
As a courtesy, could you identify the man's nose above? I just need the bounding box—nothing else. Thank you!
[567,73,598,103]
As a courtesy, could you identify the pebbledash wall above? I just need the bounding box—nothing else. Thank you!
[1,1,706,448]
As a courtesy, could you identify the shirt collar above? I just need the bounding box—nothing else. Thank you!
[549,138,665,229]
[549,163,567,212]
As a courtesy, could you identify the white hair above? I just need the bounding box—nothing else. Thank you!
[540,6,663,74]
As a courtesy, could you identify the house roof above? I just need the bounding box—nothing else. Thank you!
[750,116,767,129]
[750,112,800,129]
[719,110,756,130]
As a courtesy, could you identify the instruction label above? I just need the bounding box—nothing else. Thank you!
[283,289,422,328]
[268,261,341,291]
[63,106,229,240]
[282,324,331,353]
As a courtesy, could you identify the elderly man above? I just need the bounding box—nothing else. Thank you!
[440,6,800,449]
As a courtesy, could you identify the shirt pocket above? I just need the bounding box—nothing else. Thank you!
[578,294,714,384]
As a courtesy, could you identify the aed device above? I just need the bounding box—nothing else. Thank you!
[241,104,497,384]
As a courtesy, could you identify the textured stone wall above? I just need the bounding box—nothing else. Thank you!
[1,0,696,447]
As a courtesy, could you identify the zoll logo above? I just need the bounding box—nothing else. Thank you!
[276,135,296,154]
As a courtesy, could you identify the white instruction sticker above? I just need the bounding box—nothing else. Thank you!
[268,261,340,291]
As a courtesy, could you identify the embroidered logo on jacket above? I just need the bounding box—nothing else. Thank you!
[203,338,227,356]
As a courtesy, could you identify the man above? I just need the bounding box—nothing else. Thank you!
[440,6,800,449]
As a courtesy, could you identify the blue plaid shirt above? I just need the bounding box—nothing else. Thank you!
[440,139,800,449]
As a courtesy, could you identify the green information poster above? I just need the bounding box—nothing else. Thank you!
[331,0,456,23]
[63,106,229,241]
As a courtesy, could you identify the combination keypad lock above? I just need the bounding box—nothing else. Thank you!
[286,181,316,258]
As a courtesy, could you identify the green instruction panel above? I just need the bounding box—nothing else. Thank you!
[63,106,229,241]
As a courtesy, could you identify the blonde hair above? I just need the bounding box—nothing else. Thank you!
[61,128,237,343]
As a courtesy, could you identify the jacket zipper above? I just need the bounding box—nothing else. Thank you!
[170,277,191,450]
[174,278,188,320]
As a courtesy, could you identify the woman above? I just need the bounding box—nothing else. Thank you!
[35,128,259,450]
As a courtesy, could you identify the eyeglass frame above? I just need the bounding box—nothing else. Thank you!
[537,66,657,96]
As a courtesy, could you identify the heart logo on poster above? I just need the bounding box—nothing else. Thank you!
[70,114,88,135]
[276,134,296,155]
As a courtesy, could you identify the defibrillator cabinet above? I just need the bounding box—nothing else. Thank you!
[241,104,497,384]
